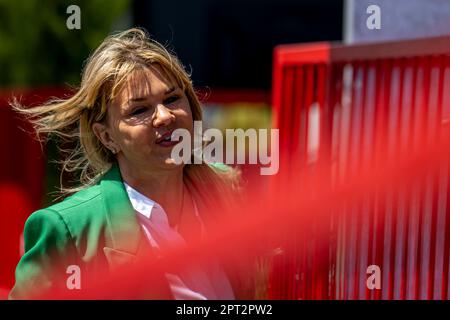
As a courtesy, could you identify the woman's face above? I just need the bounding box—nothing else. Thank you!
[93,65,194,174]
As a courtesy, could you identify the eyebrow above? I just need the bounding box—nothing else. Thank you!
[128,86,177,103]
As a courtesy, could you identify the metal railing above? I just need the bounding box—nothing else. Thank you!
[270,36,450,300]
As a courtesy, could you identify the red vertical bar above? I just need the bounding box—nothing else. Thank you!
[333,63,348,300]
[360,60,378,300]
[355,62,373,299]
[285,67,297,300]
[302,65,315,299]
[328,63,344,300]
[415,56,430,300]
[291,67,305,172]
[372,59,391,300]
[405,57,421,300]
[303,65,315,167]
[385,58,403,300]
[440,55,450,300]
[282,66,296,300]
[392,58,406,300]
[353,61,367,300]
[426,56,444,299]
[398,57,411,303]
[343,61,362,300]
[412,56,426,300]
[288,66,305,300]
[316,63,330,300]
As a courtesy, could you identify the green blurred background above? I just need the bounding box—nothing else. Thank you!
[0,0,130,87]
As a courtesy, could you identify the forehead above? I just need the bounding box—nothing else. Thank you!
[115,65,177,103]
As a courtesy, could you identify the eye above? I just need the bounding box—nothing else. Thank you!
[130,106,147,116]
[164,95,180,105]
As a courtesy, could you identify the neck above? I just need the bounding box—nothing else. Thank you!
[118,163,185,227]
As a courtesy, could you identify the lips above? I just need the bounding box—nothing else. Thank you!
[155,129,179,147]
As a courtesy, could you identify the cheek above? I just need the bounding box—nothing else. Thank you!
[176,100,194,129]
[116,123,155,149]
[178,112,194,137]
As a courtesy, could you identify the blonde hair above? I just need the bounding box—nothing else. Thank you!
[12,28,264,298]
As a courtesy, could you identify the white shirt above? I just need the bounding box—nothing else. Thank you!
[124,182,235,300]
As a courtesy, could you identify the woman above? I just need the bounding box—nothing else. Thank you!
[9,28,259,300]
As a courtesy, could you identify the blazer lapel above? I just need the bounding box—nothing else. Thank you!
[101,163,143,259]
[99,163,173,298]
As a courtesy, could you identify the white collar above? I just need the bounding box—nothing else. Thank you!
[123,182,205,234]
[123,182,161,220]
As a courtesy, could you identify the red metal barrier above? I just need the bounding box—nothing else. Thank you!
[270,36,450,300]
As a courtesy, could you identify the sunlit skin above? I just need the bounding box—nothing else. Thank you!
[92,65,197,230]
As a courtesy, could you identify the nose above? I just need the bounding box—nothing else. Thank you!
[153,104,175,128]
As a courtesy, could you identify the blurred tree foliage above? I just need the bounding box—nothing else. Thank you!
[0,0,130,205]
[0,0,130,87]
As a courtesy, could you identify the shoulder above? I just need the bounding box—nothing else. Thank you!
[46,184,103,215]
[10,206,85,299]
[11,176,114,299]
[22,208,71,250]
[45,184,105,222]
[26,184,107,241]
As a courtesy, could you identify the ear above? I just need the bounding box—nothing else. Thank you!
[92,122,120,154]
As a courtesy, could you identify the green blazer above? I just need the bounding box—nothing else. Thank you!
[9,163,240,299]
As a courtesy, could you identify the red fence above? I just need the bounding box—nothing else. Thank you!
[269,36,450,299]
